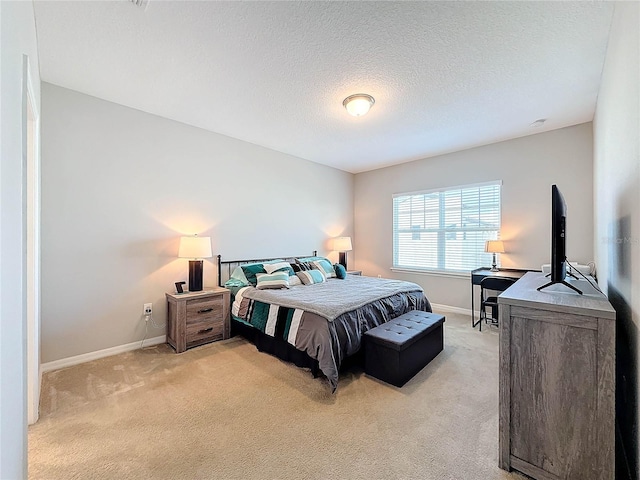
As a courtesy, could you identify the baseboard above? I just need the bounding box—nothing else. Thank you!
[430,303,478,317]
[41,305,473,373]
[41,335,166,373]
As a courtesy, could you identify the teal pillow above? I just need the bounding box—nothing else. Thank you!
[312,259,336,278]
[241,264,267,286]
[297,256,330,264]
[230,259,285,284]
[224,278,248,288]
[334,263,347,279]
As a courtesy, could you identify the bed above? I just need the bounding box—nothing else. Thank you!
[218,252,431,391]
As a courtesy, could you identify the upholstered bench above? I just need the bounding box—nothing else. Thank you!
[363,311,445,387]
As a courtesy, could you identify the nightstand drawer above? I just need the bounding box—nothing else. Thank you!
[186,319,224,345]
[186,297,223,324]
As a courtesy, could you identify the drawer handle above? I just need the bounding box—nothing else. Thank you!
[197,327,214,334]
[197,308,214,314]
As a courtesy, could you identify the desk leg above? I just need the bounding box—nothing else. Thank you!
[471,281,475,328]
[471,281,482,330]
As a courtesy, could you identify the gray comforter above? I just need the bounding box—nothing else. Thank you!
[243,275,424,320]
[234,275,431,391]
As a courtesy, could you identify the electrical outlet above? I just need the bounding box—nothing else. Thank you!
[143,303,152,316]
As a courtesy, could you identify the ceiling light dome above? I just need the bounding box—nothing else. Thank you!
[343,94,375,117]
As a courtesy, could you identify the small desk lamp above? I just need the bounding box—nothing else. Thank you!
[333,236,353,270]
[178,235,212,292]
[485,240,505,272]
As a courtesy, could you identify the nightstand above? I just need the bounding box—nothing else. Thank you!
[347,270,362,276]
[165,287,230,353]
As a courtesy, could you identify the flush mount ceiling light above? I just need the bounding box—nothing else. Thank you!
[530,118,547,128]
[343,94,375,117]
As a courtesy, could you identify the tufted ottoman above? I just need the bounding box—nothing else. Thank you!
[363,311,445,387]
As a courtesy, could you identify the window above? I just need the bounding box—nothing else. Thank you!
[392,181,502,273]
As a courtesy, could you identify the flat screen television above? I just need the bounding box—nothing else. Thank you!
[550,184,567,283]
[537,184,583,294]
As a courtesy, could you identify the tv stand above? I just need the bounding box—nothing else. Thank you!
[499,272,615,479]
[537,279,583,295]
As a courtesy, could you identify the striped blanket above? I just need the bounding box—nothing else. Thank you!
[235,293,306,346]
[231,277,430,391]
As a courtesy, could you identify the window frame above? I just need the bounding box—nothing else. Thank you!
[391,180,503,276]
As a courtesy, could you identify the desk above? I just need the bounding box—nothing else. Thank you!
[470,268,531,329]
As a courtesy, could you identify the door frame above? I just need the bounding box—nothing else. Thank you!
[23,55,41,425]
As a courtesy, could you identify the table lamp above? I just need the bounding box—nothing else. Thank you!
[333,236,353,270]
[485,240,505,272]
[178,235,212,292]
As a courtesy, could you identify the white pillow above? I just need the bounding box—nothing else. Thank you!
[255,271,290,290]
[264,262,293,274]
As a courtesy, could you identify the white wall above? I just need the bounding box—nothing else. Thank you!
[0,1,41,478]
[354,124,594,309]
[593,2,640,478]
[41,83,354,364]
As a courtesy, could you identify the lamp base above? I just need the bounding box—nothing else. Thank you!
[339,252,348,270]
[188,260,204,291]
[490,253,499,272]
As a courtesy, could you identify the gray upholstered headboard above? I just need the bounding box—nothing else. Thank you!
[217,251,317,287]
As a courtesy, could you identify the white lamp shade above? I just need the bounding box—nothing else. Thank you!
[343,94,375,117]
[178,236,212,259]
[333,236,353,252]
[485,240,505,254]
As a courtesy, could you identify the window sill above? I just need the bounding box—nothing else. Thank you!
[390,267,470,279]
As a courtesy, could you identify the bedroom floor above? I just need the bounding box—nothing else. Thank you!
[29,310,526,480]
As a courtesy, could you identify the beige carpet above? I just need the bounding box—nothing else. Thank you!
[29,311,525,480]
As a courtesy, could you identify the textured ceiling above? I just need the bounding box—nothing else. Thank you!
[33,1,614,173]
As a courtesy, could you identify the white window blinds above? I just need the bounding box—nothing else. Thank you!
[393,181,502,273]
